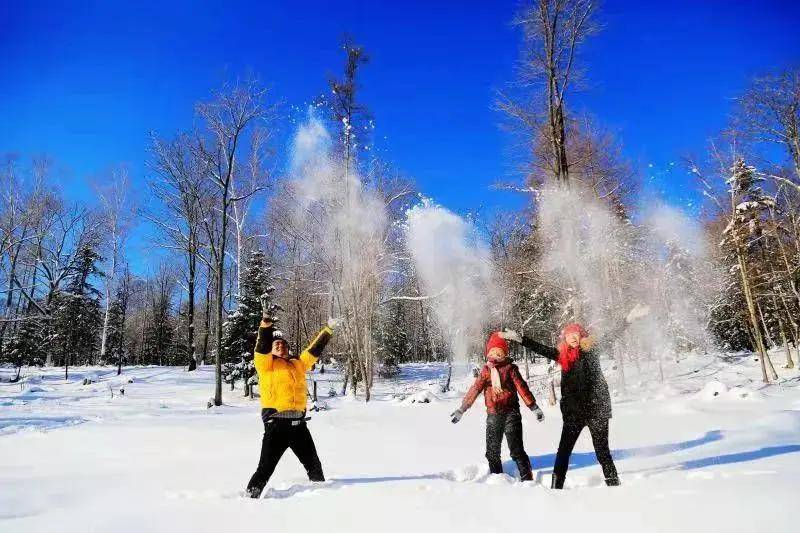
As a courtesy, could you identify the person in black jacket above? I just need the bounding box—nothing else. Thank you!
[500,304,649,489]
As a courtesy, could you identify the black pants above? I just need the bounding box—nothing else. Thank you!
[485,411,533,481]
[246,411,325,494]
[553,417,618,482]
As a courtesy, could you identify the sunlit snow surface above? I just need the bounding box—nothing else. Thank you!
[1,354,799,532]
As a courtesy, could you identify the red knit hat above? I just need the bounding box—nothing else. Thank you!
[561,323,589,339]
[485,332,509,357]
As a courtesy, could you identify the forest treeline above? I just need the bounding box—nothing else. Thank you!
[2,2,798,401]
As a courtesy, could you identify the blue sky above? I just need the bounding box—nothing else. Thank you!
[1,0,798,270]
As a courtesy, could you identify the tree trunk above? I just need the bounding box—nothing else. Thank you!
[213,188,230,406]
[779,316,794,369]
[201,271,211,366]
[0,236,25,358]
[341,364,350,396]
[736,250,772,382]
[187,245,197,372]
[99,246,116,364]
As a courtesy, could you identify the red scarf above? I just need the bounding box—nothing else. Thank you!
[558,323,589,372]
[558,343,581,372]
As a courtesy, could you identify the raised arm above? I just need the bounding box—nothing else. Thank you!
[521,336,559,361]
[253,319,275,374]
[298,323,334,371]
[500,329,559,361]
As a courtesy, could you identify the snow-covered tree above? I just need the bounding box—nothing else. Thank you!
[51,245,104,378]
[375,300,407,377]
[721,158,779,382]
[221,250,276,396]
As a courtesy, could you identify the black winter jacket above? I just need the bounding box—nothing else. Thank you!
[521,321,627,421]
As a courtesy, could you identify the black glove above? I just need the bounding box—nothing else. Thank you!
[450,408,464,424]
[260,293,273,322]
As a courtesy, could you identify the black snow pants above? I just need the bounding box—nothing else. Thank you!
[485,410,533,481]
[246,410,324,495]
[552,417,618,486]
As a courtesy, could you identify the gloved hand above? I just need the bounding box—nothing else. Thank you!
[625,303,651,324]
[531,405,545,422]
[499,329,522,343]
[327,317,342,330]
[260,293,273,321]
[450,408,464,424]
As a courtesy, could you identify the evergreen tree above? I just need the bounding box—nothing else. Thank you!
[721,158,778,381]
[221,250,276,396]
[51,245,104,378]
[3,312,47,381]
[375,300,407,377]
[106,292,127,372]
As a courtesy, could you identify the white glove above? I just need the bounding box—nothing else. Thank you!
[450,408,464,424]
[626,303,650,324]
[499,329,522,343]
[327,317,342,330]
[531,406,545,422]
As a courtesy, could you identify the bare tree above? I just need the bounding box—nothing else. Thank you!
[736,68,800,179]
[96,167,133,364]
[498,0,599,186]
[194,80,273,406]
[148,133,208,371]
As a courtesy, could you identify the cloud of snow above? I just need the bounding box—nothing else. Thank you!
[536,184,716,386]
[404,200,501,362]
[287,111,388,328]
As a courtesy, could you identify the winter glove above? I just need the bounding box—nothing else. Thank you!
[499,329,522,343]
[450,408,464,424]
[625,303,651,324]
[327,317,342,330]
[530,405,545,422]
[260,293,273,321]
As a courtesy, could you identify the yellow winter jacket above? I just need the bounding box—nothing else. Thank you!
[254,324,333,412]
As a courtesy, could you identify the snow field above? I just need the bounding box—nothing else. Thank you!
[1,354,799,533]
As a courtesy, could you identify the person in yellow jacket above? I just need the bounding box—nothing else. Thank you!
[245,294,337,498]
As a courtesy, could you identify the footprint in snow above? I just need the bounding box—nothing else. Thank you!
[262,480,337,499]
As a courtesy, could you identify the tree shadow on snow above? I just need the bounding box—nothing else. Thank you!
[510,429,726,474]
[673,444,800,470]
[512,429,800,477]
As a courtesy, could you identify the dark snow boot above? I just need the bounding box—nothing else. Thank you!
[246,486,263,499]
[605,477,620,487]
[551,475,565,489]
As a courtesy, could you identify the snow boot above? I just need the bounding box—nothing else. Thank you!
[246,486,263,499]
[551,474,565,489]
[605,477,620,487]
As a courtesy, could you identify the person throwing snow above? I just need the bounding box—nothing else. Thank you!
[450,332,545,481]
[500,303,650,489]
[245,294,339,498]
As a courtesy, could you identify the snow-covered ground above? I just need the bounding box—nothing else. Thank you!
[2,353,799,533]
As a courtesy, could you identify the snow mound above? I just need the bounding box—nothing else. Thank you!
[400,390,437,405]
[441,463,490,483]
[653,384,680,400]
[485,473,516,485]
[22,386,47,394]
[697,380,728,399]
[727,387,764,401]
